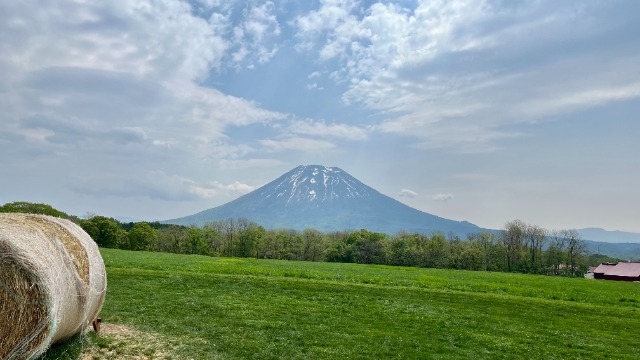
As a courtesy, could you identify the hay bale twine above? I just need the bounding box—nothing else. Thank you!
[0,213,107,359]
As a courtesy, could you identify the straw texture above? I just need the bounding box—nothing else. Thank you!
[0,213,107,359]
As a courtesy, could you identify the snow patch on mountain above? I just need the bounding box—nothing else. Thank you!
[261,165,376,205]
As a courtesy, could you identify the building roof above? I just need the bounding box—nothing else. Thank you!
[604,262,640,278]
[593,263,617,274]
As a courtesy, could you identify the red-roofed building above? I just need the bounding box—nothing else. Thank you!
[593,263,616,279]
[593,262,640,281]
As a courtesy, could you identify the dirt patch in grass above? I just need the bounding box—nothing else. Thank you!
[79,323,179,360]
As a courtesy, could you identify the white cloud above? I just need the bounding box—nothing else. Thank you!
[0,0,300,215]
[218,158,286,170]
[306,83,324,91]
[432,193,454,202]
[253,117,369,155]
[260,136,336,153]
[296,0,486,78]
[194,0,222,10]
[72,171,255,201]
[229,1,281,67]
[513,63,640,120]
[306,71,325,90]
[295,1,640,153]
[0,0,287,162]
[254,118,368,155]
[288,120,368,141]
[294,0,359,40]
[186,179,256,199]
[398,189,418,198]
[210,181,256,194]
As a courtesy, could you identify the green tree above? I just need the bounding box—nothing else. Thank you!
[459,244,484,271]
[258,230,283,259]
[279,229,303,260]
[301,229,325,261]
[0,201,69,218]
[203,221,225,255]
[424,233,449,268]
[468,232,503,271]
[237,223,265,258]
[448,237,467,269]
[185,226,208,255]
[127,222,157,251]
[80,216,122,248]
[405,233,429,267]
[201,226,221,256]
[156,225,189,253]
[588,253,621,267]
[325,231,356,263]
[348,229,387,264]
[388,234,413,267]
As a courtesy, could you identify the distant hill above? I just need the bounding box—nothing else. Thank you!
[577,228,640,244]
[583,240,640,260]
[165,165,484,236]
[577,228,640,259]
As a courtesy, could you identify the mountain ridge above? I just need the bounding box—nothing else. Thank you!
[577,228,640,244]
[165,165,484,235]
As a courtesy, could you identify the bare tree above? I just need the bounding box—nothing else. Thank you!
[562,229,587,276]
[222,218,236,256]
[546,230,567,275]
[204,221,225,254]
[501,220,526,272]
[524,224,547,273]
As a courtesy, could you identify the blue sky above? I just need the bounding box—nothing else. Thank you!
[1,0,639,232]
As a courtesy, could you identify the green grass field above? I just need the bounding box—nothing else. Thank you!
[43,248,640,359]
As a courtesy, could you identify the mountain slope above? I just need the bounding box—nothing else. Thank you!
[578,228,640,244]
[583,240,640,259]
[165,165,483,235]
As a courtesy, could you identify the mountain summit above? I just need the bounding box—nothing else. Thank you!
[166,165,483,235]
[254,165,377,205]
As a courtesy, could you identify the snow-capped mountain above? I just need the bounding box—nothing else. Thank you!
[255,165,377,205]
[165,165,484,235]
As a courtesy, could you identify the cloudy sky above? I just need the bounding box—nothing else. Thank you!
[2,0,639,232]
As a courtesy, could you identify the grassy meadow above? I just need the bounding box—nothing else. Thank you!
[43,248,640,359]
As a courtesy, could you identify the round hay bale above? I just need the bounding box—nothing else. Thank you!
[0,213,107,359]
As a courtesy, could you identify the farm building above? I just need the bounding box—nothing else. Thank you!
[592,262,640,281]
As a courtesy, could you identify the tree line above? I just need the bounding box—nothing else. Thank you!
[1,201,616,276]
[82,215,599,276]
